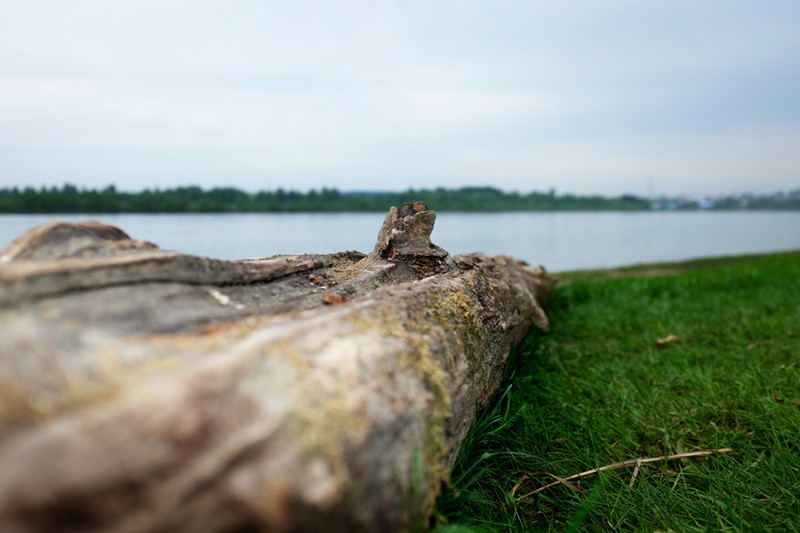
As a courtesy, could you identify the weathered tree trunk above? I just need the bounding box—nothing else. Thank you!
[0,203,551,532]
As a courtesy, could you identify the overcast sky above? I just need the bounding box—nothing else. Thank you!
[1,0,798,196]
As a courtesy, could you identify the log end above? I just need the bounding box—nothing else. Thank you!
[1,220,157,262]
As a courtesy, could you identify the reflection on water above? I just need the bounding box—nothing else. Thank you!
[2,211,799,272]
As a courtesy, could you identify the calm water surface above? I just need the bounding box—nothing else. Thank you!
[2,211,799,272]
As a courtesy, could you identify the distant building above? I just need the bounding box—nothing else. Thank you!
[697,199,716,210]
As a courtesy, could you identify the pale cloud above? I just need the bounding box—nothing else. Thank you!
[0,0,798,195]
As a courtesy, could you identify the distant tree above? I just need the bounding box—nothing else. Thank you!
[1,183,796,214]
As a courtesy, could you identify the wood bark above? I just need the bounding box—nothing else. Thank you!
[0,203,552,532]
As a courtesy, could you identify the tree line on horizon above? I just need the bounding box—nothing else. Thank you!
[0,184,797,213]
[0,184,651,213]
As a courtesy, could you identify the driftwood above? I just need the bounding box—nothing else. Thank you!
[0,203,551,532]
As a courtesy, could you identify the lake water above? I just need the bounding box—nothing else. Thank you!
[2,211,799,272]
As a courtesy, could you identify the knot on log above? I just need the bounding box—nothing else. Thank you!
[370,202,449,263]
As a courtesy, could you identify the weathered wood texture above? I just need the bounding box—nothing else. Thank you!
[0,203,551,532]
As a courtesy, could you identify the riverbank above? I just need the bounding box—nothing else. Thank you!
[435,251,800,531]
[4,184,799,214]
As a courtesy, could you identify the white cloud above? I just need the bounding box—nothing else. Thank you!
[0,0,799,194]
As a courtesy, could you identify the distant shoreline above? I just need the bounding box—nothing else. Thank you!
[1,184,798,213]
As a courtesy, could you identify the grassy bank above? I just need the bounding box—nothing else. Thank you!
[435,251,800,531]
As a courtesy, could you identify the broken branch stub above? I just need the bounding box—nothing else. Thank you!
[0,203,552,532]
[371,201,449,261]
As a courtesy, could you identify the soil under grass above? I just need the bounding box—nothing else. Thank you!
[435,251,800,532]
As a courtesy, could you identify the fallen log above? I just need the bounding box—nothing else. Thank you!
[0,203,552,532]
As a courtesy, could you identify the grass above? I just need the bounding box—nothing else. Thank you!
[434,251,800,531]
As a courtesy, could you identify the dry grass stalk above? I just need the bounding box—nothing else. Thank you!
[513,448,735,500]
[628,457,643,488]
